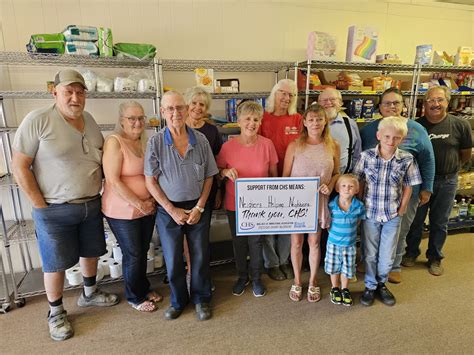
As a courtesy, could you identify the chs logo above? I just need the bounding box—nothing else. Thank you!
[240,222,255,230]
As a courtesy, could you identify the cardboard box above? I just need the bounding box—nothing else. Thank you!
[346,26,378,63]
[307,31,337,61]
[215,79,239,93]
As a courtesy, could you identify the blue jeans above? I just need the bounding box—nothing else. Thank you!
[391,192,420,272]
[156,200,211,310]
[106,214,155,305]
[363,216,401,290]
[262,235,291,268]
[405,174,457,261]
[32,197,105,272]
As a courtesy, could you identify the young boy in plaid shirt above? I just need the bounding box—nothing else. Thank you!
[325,174,366,306]
[354,116,421,306]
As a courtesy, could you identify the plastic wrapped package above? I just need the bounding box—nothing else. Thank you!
[65,41,99,56]
[96,76,114,92]
[98,27,113,57]
[78,69,97,91]
[63,25,98,41]
[26,33,65,54]
[114,74,138,92]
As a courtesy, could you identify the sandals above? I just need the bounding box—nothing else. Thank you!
[289,285,303,302]
[146,290,163,303]
[307,286,321,303]
[130,300,157,312]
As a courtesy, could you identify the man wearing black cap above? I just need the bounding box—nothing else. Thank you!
[12,69,119,341]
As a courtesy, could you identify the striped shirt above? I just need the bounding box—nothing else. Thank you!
[353,145,422,222]
[328,196,366,246]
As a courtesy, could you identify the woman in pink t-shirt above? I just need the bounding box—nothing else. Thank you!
[283,104,340,303]
[216,101,278,298]
[102,101,161,312]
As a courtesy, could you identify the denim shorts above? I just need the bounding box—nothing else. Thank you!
[32,197,106,272]
[324,242,356,278]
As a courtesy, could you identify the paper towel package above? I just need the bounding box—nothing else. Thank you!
[346,26,378,63]
[415,44,433,65]
[307,31,337,61]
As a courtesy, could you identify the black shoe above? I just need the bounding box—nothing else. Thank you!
[341,288,353,307]
[360,288,376,306]
[164,306,182,320]
[252,280,267,297]
[232,278,250,296]
[267,267,286,281]
[330,287,342,305]
[280,264,294,279]
[376,283,396,306]
[195,303,212,321]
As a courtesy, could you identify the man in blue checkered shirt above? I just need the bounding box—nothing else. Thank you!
[354,116,422,307]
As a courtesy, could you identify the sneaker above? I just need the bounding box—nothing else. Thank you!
[428,259,444,276]
[252,280,266,297]
[360,288,376,306]
[195,303,212,321]
[330,287,342,305]
[232,278,250,296]
[77,289,120,307]
[267,267,286,281]
[388,271,402,284]
[401,255,416,267]
[48,310,74,341]
[341,288,353,307]
[376,283,396,306]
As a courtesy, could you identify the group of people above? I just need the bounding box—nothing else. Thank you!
[11,69,471,341]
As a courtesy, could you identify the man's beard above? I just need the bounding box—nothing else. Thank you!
[324,107,338,120]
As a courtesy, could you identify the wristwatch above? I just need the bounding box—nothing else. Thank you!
[194,205,205,213]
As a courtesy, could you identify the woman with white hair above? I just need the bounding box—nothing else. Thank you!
[102,101,162,312]
[260,79,302,281]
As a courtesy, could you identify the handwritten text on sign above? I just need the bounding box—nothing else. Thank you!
[236,177,319,236]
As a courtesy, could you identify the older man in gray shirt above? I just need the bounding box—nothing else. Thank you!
[145,91,218,321]
[12,69,119,342]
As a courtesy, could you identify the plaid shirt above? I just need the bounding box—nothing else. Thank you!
[353,145,422,222]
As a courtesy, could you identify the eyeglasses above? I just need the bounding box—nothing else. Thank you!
[162,105,187,114]
[81,134,89,155]
[123,115,147,124]
[381,101,402,107]
[426,98,446,104]
[320,97,339,103]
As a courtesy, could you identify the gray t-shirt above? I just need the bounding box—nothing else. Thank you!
[417,113,472,176]
[144,126,218,202]
[13,104,104,203]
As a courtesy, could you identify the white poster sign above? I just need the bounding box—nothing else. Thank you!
[235,177,320,236]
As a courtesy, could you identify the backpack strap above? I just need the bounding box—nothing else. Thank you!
[342,116,353,174]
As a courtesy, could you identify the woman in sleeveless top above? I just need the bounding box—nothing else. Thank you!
[282,104,340,303]
[102,101,162,312]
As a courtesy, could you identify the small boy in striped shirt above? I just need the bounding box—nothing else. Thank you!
[325,174,366,306]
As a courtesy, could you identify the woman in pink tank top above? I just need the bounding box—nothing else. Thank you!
[102,101,161,312]
[282,104,340,303]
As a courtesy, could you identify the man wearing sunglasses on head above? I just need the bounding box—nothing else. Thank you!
[402,86,472,277]
[12,69,119,342]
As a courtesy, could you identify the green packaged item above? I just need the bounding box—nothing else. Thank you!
[98,27,114,57]
[27,33,65,54]
[113,43,156,60]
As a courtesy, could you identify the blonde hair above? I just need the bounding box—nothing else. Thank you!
[296,103,336,156]
[115,101,148,151]
[266,79,298,115]
[378,116,408,137]
[336,174,359,191]
[184,86,212,111]
[237,100,264,120]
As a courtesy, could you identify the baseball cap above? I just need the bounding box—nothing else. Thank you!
[54,69,87,89]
